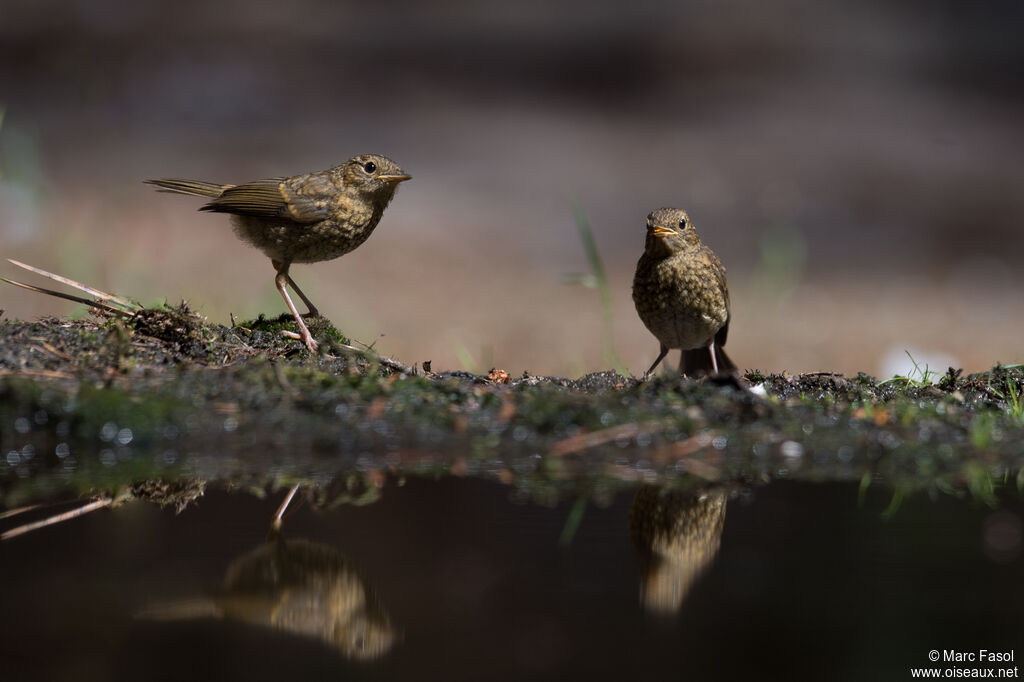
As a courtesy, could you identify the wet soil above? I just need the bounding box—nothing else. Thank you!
[1,305,1022,511]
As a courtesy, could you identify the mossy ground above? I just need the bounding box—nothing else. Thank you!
[1,306,1022,512]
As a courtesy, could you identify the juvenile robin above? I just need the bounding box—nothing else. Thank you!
[629,485,727,614]
[137,537,395,660]
[147,154,411,352]
[632,207,737,378]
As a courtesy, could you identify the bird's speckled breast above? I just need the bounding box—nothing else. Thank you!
[230,202,386,264]
[632,250,729,350]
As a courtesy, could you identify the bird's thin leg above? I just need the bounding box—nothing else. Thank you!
[267,483,301,540]
[284,273,320,318]
[272,484,300,525]
[708,341,720,375]
[642,345,669,381]
[274,264,318,353]
[272,259,319,318]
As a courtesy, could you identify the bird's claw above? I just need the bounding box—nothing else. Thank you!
[280,329,319,353]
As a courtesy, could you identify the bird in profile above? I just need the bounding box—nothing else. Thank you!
[135,485,394,660]
[147,154,411,352]
[632,207,737,378]
[136,537,396,660]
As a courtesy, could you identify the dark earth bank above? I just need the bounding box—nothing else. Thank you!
[1,304,1022,515]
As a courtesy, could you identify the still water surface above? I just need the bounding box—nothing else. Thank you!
[2,476,1021,681]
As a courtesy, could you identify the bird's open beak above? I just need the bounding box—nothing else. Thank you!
[379,174,412,184]
[651,224,678,238]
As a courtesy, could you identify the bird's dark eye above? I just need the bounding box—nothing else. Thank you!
[363,161,377,174]
[678,219,687,229]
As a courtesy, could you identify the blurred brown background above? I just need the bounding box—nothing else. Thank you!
[2,0,1022,378]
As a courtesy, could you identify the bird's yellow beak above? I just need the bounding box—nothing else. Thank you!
[651,224,678,238]
[378,174,412,184]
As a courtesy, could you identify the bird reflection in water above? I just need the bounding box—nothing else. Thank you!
[629,484,728,615]
[139,486,395,660]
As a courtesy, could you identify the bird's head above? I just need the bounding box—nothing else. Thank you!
[342,154,411,197]
[644,207,700,256]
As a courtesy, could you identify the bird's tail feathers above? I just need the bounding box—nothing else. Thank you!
[134,597,223,621]
[681,345,738,378]
[145,178,227,198]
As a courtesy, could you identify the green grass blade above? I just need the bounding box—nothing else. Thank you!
[571,203,626,375]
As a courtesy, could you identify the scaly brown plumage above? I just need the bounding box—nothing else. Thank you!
[632,207,737,378]
[629,485,727,614]
[147,154,410,352]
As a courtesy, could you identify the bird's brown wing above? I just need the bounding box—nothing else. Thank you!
[715,315,729,348]
[711,249,730,348]
[710,261,737,374]
[681,246,736,377]
[200,177,329,223]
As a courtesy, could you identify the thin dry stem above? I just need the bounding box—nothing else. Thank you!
[7,258,138,310]
[1,497,113,541]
